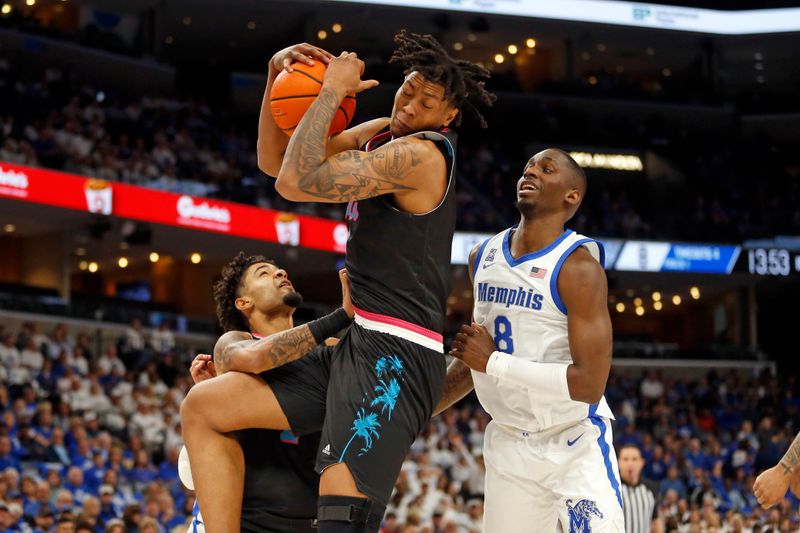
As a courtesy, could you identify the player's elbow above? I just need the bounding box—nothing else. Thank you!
[274,174,304,201]
[567,373,606,404]
[256,140,283,178]
[569,387,604,404]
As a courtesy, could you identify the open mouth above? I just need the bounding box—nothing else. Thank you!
[519,181,540,193]
[279,280,292,289]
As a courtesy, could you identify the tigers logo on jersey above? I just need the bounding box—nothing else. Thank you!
[566,499,603,532]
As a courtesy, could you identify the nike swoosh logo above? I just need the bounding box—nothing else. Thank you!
[567,433,584,446]
[482,263,495,269]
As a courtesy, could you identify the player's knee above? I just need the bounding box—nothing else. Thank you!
[180,384,212,430]
[316,496,385,533]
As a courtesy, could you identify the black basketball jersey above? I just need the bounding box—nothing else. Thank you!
[344,127,457,335]
[239,429,320,522]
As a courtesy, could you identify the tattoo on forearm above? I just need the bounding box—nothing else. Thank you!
[283,87,421,201]
[216,325,318,374]
[780,432,800,475]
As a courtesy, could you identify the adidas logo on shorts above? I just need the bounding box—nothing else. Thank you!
[322,444,331,456]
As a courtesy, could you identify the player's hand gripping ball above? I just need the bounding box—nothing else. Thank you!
[269,61,356,137]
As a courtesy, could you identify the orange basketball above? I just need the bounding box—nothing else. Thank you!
[269,61,356,137]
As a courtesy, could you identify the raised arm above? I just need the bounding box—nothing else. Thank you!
[275,52,443,205]
[257,44,332,177]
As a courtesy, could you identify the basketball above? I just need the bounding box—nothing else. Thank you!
[269,61,356,137]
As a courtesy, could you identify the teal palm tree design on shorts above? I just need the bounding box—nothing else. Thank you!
[339,408,382,460]
[371,378,401,420]
[375,355,404,378]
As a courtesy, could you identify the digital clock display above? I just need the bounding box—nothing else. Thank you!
[745,248,800,276]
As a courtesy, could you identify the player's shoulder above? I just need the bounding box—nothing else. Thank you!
[559,245,605,285]
[212,330,252,357]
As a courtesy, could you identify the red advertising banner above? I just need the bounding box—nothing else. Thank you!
[0,162,348,254]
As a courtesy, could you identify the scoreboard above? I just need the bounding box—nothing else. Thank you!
[740,248,800,277]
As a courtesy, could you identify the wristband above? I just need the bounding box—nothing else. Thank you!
[307,308,351,344]
[486,351,571,401]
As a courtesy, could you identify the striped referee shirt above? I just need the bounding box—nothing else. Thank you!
[621,478,659,533]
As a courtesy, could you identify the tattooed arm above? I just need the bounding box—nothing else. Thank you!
[753,431,800,508]
[213,326,319,375]
[276,87,439,204]
[275,53,444,207]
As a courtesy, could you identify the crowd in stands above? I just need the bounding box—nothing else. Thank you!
[0,318,798,532]
[1,50,798,243]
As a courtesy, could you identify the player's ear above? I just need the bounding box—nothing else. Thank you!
[235,296,253,312]
[442,106,459,127]
[565,187,581,207]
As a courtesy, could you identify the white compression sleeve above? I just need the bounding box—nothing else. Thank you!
[485,351,571,401]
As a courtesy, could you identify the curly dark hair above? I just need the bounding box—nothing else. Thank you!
[213,252,273,332]
[389,29,497,128]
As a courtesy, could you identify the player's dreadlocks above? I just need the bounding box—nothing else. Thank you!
[389,29,496,128]
[213,252,273,333]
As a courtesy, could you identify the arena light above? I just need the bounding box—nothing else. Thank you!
[672,295,682,305]
[635,306,645,316]
[652,291,661,301]
[247,21,256,30]
[453,42,463,51]
[1,4,11,14]
[690,286,701,300]
[88,262,99,273]
[182,16,192,25]
[526,38,536,48]
[507,44,518,54]
[75,247,86,256]
[653,301,663,311]
[318,30,328,40]
[25,0,34,6]
[118,257,128,268]
[569,151,644,171]
[615,302,625,313]
[633,297,643,306]
[3,223,14,232]
[191,253,202,264]
[332,23,342,33]
[149,252,160,263]
[494,54,504,64]
[78,261,88,271]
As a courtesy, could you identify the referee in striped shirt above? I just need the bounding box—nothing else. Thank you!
[618,444,663,533]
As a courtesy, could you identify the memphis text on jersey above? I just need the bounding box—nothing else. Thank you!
[476,282,544,311]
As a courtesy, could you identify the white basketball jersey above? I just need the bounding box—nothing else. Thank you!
[471,227,614,433]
